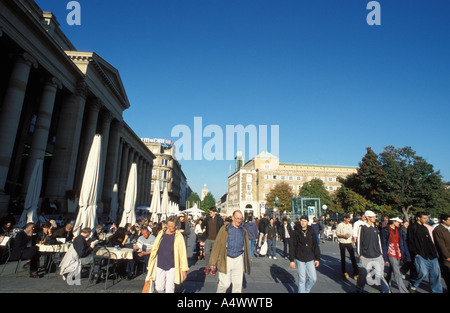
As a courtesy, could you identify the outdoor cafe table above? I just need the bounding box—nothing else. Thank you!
[96,247,134,260]
[37,243,71,253]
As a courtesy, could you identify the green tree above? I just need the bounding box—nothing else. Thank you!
[186,192,200,209]
[200,192,216,213]
[341,146,444,220]
[265,182,294,215]
[299,178,332,208]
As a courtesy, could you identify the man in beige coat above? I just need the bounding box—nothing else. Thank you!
[209,210,251,293]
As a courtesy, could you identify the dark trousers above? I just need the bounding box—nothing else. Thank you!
[12,246,39,273]
[439,259,450,293]
[283,238,290,258]
[339,243,359,276]
[126,252,149,274]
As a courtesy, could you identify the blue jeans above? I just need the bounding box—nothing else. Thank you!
[410,255,443,293]
[295,259,317,293]
[267,237,276,258]
[249,239,256,259]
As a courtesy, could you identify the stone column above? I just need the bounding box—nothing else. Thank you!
[75,98,102,191]
[46,80,88,205]
[102,120,123,213]
[0,53,38,195]
[96,111,113,214]
[22,76,62,194]
[118,142,129,207]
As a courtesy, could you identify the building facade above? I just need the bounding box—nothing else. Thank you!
[0,0,155,216]
[141,138,191,209]
[226,151,358,218]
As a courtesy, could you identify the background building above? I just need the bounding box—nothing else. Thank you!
[0,0,155,217]
[142,138,191,209]
[226,151,358,218]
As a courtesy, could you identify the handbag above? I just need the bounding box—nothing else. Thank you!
[142,280,154,293]
[260,241,268,256]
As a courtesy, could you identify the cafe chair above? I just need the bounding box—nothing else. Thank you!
[90,247,119,289]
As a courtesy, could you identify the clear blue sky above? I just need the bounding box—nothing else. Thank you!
[36,0,450,200]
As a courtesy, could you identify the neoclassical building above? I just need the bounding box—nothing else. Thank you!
[0,0,155,216]
[141,138,192,209]
[226,151,358,218]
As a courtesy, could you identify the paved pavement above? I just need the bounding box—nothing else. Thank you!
[0,233,447,293]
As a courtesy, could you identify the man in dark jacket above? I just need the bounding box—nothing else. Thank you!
[280,217,293,259]
[203,207,224,275]
[381,217,410,293]
[73,227,97,265]
[10,222,40,278]
[407,212,443,293]
[257,213,269,256]
[289,215,320,293]
[433,214,450,293]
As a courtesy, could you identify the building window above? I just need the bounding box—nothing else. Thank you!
[161,159,168,166]
[273,175,277,180]
[264,184,269,189]
[297,176,302,181]
[328,177,334,182]
[280,175,285,180]
[264,164,270,169]
[247,184,252,191]
[288,176,293,180]
[247,174,252,183]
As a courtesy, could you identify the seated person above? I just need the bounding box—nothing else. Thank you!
[125,225,157,279]
[73,227,98,266]
[37,222,55,245]
[51,223,74,242]
[92,224,104,240]
[10,222,40,278]
[1,221,13,236]
[107,227,127,248]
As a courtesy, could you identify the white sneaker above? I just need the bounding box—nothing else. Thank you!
[273,257,277,260]
[268,256,272,259]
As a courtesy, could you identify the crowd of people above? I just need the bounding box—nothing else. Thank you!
[1,207,449,294]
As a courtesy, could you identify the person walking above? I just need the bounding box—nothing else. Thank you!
[356,210,390,293]
[352,213,367,248]
[433,214,450,293]
[381,217,410,293]
[267,218,278,260]
[280,217,293,260]
[243,215,258,260]
[257,213,269,256]
[289,215,320,293]
[209,210,251,293]
[145,215,189,293]
[407,211,443,293]
[202,207,224,275]
[336,214,359,280]
[311,217,321,246]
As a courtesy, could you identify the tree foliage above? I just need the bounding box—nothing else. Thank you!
[265,182,294,214]
[341,146,445,220]
[186,192,200,209]
[200,192,216,213]
[298,178,332,208]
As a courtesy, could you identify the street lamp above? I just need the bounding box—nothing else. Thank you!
[322,204,328,224]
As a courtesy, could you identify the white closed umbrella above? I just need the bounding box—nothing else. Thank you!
[150,180,160,223]
[17,159,43,228]
[109,183,119,223]
[120,163,137,227]
[160,184,169,222]
[73,134,102,237]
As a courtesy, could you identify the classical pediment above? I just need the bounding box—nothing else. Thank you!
[65,50,130,110]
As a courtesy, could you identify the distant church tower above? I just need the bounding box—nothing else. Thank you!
[235,150,244,172]
[201,184,209,201]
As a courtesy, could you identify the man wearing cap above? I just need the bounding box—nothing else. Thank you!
[356,210,390,293]
[289,215,320,293]
[336,214,359,280]
[381,217,410,293]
